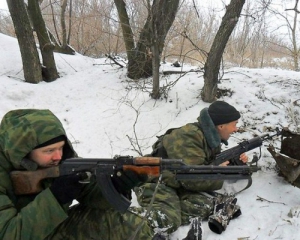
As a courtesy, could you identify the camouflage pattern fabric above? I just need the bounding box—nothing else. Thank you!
[134,182,215,227]
[0,109,74,239]
[0,109,75,171]
[47,206,154,240]
[179,191,215,225]
[0,109,155,240]
[162,123,223,192]
[208,196,241,234]
[133,183,182,234]
[135,108,225,234]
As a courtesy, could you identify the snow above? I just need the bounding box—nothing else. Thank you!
[1,33,300,239]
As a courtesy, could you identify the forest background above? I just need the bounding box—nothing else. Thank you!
[1,0,299,73]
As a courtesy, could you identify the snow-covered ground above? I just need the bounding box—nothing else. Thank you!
[1,33,300,239]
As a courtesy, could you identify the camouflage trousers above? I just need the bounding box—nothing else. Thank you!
[46,204,154,240]
[47,183,215,240]
[133,183,215,234]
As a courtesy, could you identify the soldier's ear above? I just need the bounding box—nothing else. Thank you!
[216,125,223,130]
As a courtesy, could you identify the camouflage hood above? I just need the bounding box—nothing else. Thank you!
[0,109,76,171]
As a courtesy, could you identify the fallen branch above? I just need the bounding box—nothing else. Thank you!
[162,69,203,75]
[256,195,286,205]
[105,54,125,68]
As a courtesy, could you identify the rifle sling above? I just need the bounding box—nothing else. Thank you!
[203,175,253,198]
[235,175,253,194]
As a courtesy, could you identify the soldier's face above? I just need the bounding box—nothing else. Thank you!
[216,120,239,141]
[29,141,65,168]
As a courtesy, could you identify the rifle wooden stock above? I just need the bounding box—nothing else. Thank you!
[10,166,60,195]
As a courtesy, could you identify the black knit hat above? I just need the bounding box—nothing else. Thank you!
[208,101,241,126]
[34,135,66,149]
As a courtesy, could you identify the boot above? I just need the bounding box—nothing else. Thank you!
[208,197,241,234]
[182,217,202,240]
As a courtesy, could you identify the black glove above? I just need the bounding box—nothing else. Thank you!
[50,173,87,204]
[111,169,148,199]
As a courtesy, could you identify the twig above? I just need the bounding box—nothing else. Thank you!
[7,75,24,81]
[162,69,203,75]
[105,54,125,68]
[93,63,116,66]
[223,70,252,78]
[256,195,286,205]
[58,54,77,72]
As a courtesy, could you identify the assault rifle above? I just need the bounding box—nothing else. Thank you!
[214,128,282,166]
[11,156,260,213]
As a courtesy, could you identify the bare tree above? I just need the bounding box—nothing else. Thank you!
[47,0,117,56]
[201,0,245,103]
[56,0,75,54]
[286,0,300,71]
[6,0,42,83]
[6,0,300,87]
[61,0,68,47]
[269,0,300,71]
[114,0,179,99]
[265,0,300,71]
[27,0,59,82]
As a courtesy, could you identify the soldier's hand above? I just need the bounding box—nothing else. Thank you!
[219,160,230,166]
[50,173,87,204]
[239,153,248,163]
[111,169,148,199]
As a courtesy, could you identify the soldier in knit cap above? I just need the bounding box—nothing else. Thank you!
[133,101,248,239]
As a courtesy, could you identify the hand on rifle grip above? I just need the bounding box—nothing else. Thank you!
[228,155,247,166]
[50,173,87,204]
[239,153,248,164]
[111,169,148,199]
[219,161,230,166]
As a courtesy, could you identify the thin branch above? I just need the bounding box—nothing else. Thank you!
[256,195,286,205]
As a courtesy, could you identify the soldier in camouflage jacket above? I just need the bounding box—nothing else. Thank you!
[133,101,248,238]
[0,109,155,240]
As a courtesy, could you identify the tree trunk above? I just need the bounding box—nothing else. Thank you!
[201,0,245,102]
[47,0,75,55]
[291,0,299,71]
[150,0,179,98]
[114,0,179,80]
[129,14,153,79]
[114,0,135,61]
[7,0,42,83]
[114,0,146,79]
[151,32,160,99]
[27,0,59,82]
[61,0,68,47]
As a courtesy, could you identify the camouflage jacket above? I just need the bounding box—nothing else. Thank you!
[156,108,225,191]
[0,109,110,240]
